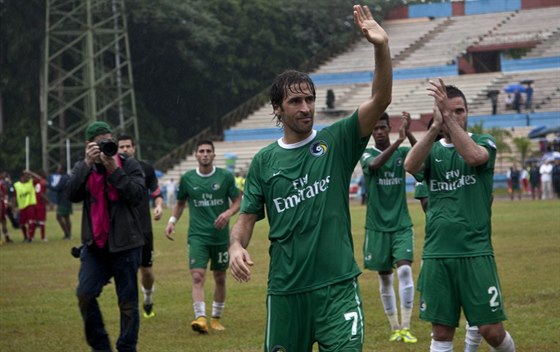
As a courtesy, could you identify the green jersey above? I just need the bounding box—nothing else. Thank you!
[241,111,368,295]
[360,146,412,231]
[423,134,497,258]
[177,167,240,245]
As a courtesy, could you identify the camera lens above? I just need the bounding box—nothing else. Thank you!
[97,140,118,156]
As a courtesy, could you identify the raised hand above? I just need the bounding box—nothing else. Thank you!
[353,5,388,46]
[427,78,449,118]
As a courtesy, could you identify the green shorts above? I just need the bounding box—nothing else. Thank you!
[265,278,364,352]
[56,204,73,217]
[363,227,414,271]
[188,239,229,271]
[417,256,507,327]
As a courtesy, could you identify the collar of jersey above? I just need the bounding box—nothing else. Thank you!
[277,130,317,149]
[438,132,473,148]
[196,166,216,177]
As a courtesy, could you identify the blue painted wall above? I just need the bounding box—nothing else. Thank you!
[465,0,521,15]
[501,56,560,72]
[409,2,452,18]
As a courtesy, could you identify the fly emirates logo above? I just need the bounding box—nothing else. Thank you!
[430,169,476,192]
[194,193,224,207]
[378,171,402,186]
[273,174,331,213]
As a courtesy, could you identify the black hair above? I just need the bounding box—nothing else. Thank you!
[445,85,468,111]
[270,70,316,126]
[196,140,215,152]
[379,112,390,126]
[117,134,135,146]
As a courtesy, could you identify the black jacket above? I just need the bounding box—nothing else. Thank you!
[66,154,146,253]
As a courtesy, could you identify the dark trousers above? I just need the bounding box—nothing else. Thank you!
[77,245,142,352]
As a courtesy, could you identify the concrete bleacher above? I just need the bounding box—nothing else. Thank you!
[476,7,560,46]
[161,5,559,183]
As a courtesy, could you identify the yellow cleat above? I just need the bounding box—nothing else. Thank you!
[389,330,402,342]
[400,328,418,343]
[210,317,225,331]
[191,316,208,334]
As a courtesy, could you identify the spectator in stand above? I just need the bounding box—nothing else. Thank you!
[540,159,554,199]
[513,89,522,114]
[504,94,513,110]
[525,83,534,113]
[506,165,522,201]
[529,162,541,200]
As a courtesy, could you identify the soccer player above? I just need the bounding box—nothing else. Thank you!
[404,79,515,352]
[12,171,37,242]
[118,135,164,318]
[360,111,418,343]
[26,170,50,241]
[228,5,392,350]
[165,140,241,334]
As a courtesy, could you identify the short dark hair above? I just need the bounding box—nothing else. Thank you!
[270,70,316,125]
[379,112,390,125]
[117,134,135,146]
[446,85,468,111]
[196,140,214,152]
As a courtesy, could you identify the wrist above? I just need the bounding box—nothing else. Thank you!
[168,216,177,225]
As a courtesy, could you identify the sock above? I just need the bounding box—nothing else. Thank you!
[431,339,453,352]
[490,331,515,352]
[28,222,36,240]
[193,301,206,319]
[39,222,45,239]
[379,273,399,330]
[212,301,225,318]
[397,265,414,329]
[21,226,28,240]
[464,322,481,352]
[142,285,154,305]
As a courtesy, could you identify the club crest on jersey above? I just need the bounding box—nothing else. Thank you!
[211,183,220,191]
[310,140,328,157]
[396,157,403,167]
[271,346,287,352]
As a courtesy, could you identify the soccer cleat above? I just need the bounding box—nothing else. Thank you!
[389,330,402,342]
[400,328,418,343]
[210,317,225,331]
[191,316,208,334]
[143,303,155,318]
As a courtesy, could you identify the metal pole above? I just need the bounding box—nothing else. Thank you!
[26,136,30,170]
[66,138,71,173]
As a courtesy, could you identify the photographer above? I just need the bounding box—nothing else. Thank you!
[66,121,145,352]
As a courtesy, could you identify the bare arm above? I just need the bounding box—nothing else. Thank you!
[153,196,163,221]
[370,112,413,170]
[353,5,392,137]
[428,79,489,166]
[405,105,442,175]
[164,199,186,241]
[214,195,241,230]
[229,213,258,282]
[403,112,418,147]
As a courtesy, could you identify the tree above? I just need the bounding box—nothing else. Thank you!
[512,136,532,165]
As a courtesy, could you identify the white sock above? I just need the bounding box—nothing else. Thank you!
[212,301,225,318]
[379,273,399,330]
[142,285,154,305]
[431,339,453,352]
[193,301,206,318]
[464,322,481,352]
[397,265,414,329]
[490,331,515,352]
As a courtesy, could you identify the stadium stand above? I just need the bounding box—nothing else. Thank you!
[160,2,559,184]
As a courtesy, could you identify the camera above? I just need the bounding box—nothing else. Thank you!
[71,245,83,258]
[97,139,118,156]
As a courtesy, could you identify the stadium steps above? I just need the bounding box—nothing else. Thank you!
[391,18,455,67]
[525,29,560,58]
[468,11,516,48]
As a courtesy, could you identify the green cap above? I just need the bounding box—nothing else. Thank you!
[86,121,112,141]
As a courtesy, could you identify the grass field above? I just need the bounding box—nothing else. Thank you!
[1,198,559,351]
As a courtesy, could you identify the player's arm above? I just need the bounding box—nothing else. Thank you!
[153,194,163,221]
[165,199,186,241]
[369,112,412,170]
[229,213,258,283]
[214,194,241,230]
[402,111,417,147]
[428,78,489,167]
[353,5,392,137]
[404,105,443,175]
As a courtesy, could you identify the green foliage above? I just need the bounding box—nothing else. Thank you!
[512,136,532,165]
[0,200,559,350]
